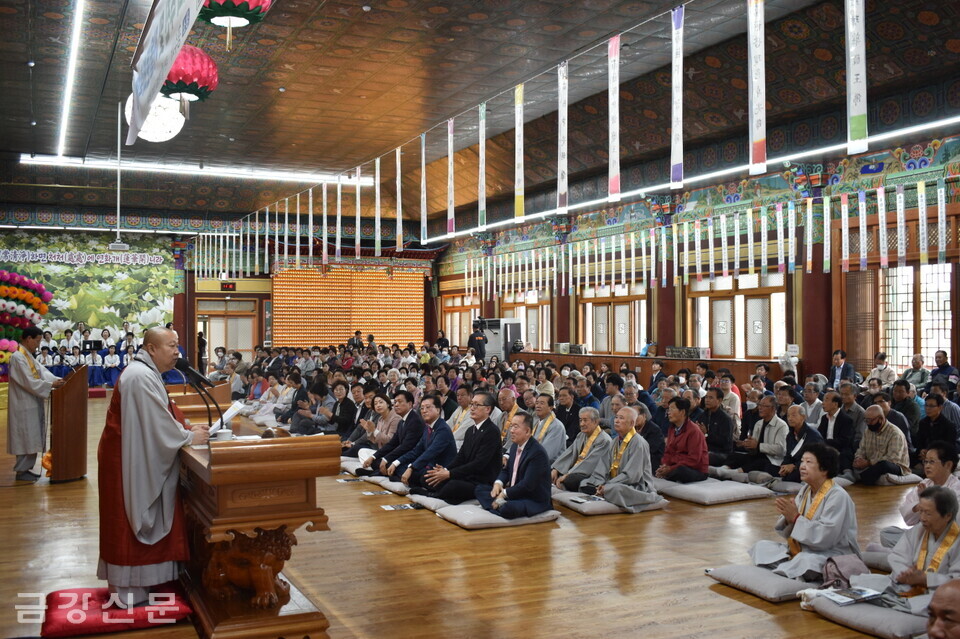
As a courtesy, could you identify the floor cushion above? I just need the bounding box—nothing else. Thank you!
[361,475,388,487]
[377,479,410,496]
[876,473,924,486]
[434,504,561,530]
[551,490,668,515]
[40,586,191,638]
[768,480,803,494]
[340,458,363,475]
[407,494,479,512]
[706,564,816,602]
[862,549,893,573]
[652,477,774,505]
[808,596,927,639]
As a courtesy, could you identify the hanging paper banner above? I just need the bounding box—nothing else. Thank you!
[706,217,715,281]
[263,206,270,274]
[938,178,948,263]
[568,243,574,295]
[805,198,813,273]
[877,187,888,268]
[611,235,617,289]
[732,212,741,279]
[840,193,850,273]
[822,196,832,273]
[857,190,867,270]
[575,242,581,291]
[355,167,362,259]
[660,226,668,288]
[746,207,755,276]
[917,180,929,266]
[720,214,729,277]
[599,237,607,289]
[322,184,329,265]
[630,232,637,287]
[608,35,621,202]
[420,133,428,242]
[447,118,455,233]
[845,0,868,154]
[694,219,702,282]
[775,202,784,274]
[255,209,260,275]
[395,147,403,252]
[514,83,525,217]
[670,5,685,188]
[308,188,314,263]
[466,258,472,299]
[639,230,647,288]
[649,228,657,287]
[620,231,627,288]
[283,198,290,266]
[594,237,600,289]
[896,184,906,265]
[274,200,280,269]
[672,220,679,285]
[557,62,569,215]
[760,205,769,276]
[335,176,342,261]
[678,221,687,285]
[747,0,766,174]
[787,200,796,274]
[294,194,301,269]
[478,103,487,226]
[374,159,381,257]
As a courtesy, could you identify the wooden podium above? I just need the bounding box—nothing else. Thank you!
[50,364,87,483]
[177,398,340,639]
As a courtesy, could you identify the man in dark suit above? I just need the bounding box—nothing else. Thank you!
[394,394,457,487]
[648,359,666,391]
[347,330,365,350]
[826,349,856,391]
[358,390,424,476]
[419,390,503,504]
[818,390,856,472]
[555,386,582,446]
[475,410,551,519]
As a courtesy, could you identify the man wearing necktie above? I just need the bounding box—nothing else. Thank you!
[359,390,424,477]
[475,410,551,519]
[394,395,456,487]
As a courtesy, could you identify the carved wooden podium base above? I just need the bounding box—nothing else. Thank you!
[182,567,328,639]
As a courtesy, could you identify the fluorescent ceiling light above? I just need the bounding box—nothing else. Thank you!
[20,154,373,185]
[12,225,66,230]
[56,0,87,157]
[424,112,960,244]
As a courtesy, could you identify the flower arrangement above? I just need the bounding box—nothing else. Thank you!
[0,269,53,382]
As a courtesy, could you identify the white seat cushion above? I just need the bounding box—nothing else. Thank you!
[435,505,561,530]
[876,473,923,486]
[408,494,479,512]
[652,477,774,505]
[551,490,668,515]
[707,564,816,602]
[378,479,410,495]
[340,458,363,476]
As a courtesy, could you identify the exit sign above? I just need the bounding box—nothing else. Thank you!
[220,282,237,291]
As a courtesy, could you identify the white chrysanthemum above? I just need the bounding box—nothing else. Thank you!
[50,298,71,311]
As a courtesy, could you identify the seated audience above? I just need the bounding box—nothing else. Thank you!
[394,395,457,487]
[555,386,582,446]
[926,578,960,639]
[655,396,709,484]
[900,353,931,389]
[531,394,567,463]
[779,404,825,483]
[928,351,960,395]
[698,388,735,467]
[818,390,857,473]
[475,410,552,519]
[724,395,787,478]
[867,351,897,388]
[917,394,960,463]
[359,390,424,476]
[801,382,824,428]
[749,443,860,580]
[635,403,664,471]
[852,405,911,485]
[550,407,613,492]
[581,406,660,512]
[447,385,476,450]
[881,442,960,548]
[348,392,400,457]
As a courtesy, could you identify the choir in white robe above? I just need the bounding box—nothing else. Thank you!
[749,481,860,580]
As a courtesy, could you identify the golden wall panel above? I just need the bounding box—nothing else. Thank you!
[273,268,424,347]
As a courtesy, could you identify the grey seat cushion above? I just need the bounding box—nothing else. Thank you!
[435,504,561,530]
[876,473,924,486]
[809,596,927,639]
[706,564,816,602]
[407,494,479,512]
[551,490,668,515]
[652,477,774,505]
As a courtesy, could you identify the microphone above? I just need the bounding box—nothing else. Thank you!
[175,357,215,387]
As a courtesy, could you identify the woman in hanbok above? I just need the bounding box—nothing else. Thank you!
[119,345,136,370]
[750,442,860,580]
[85,348,105,386]
[103,345,121,387]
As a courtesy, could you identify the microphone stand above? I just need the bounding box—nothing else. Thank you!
[185,376,215,440]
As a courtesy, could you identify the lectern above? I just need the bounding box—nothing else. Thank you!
[50,364,87,483]
[179,428,341,638]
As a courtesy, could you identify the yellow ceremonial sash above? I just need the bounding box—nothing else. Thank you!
[610,430,635,478]
[535,414,556,442]
[576,426,603,463]
[902,522,960,597]
[787,479,834,557]
[452,408,468,433]
[501,404,519,441]
[19,346,41,380]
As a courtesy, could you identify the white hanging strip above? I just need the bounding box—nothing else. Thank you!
[720,214,729,277]
[775,202,784,274]
[747,0,767,175]
[284,198,289,267]
[335,176,342,262]
[608,34,621,202]
[895,185,906,266]
[295,193,301,269]
[395,147,404,252]
[822,196,832,274]
[308,188,314,264]
[661,226,669,287]
[733,211,741,279]
[805,198,814,273]
[844,0,868,154]
[263,206,269,275]
[374,159,381,257]
[478,103,487,226]
[840,194,850,273]
[706,217,715,281]
[639,228,647,288]
[669,6,685,188]
[620,230,627,288]
[917,180,929,266]
[557,63,569,216]
[682,221,689,284]
[466,258,472,299]
[630,231,637,287]
[672,221,679,285]
[787,200,796,274]
[760,205,769,276]
[694,219,702,282]
[857,190,867,270]
[420,133,428,242]
[938,178,948,263]
[355,167,362,260]
[273,202,280,271]
[649,228,656,287]
[447,118,455,234]
[746,207,755,276]
[599,237,606,290]
[594,237,600,289]
[877,188,888,269]
[322,183,329,265]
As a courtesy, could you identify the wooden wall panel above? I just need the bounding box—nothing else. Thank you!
[273,268,424,347]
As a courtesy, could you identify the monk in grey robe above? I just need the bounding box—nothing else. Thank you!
[531,394,569,464]
[750,443,860,580]
[582,406,663,513]
[551,406,613,491]
[97,327,209,607]
[7,326,64,481]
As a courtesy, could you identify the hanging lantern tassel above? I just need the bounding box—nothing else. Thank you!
[180,94,190,120]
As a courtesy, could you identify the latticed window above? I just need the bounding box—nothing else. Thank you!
[880,264,953,369]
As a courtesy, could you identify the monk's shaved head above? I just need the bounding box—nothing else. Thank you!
[142,327,180,373]
[143,327,173,347]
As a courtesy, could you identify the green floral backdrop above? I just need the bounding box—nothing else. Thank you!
[0,231,179,340]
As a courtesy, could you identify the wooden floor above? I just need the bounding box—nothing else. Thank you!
[2,396,912,639]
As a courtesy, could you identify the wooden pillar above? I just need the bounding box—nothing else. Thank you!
[801,243,832,377]
[656,278,676,349]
